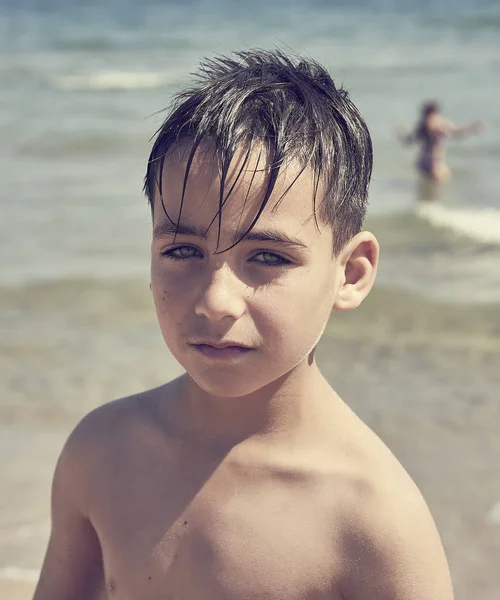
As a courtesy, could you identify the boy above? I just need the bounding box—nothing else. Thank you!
[34,50,454,599]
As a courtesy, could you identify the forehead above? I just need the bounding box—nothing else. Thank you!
[153,143,329,242]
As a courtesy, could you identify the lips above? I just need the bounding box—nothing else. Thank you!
[189,341,253,360]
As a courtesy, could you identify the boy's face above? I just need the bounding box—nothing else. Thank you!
[150,145,373,398]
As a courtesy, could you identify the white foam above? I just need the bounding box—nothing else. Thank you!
[54,71,170,90]
[11,518,50,540]
[485,501,500,525]
[415,203,500,245]
[0,566,40,582]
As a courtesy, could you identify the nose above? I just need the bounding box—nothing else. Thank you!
[194,263,246,322]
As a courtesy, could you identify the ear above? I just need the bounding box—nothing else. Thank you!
[333,231,379,312]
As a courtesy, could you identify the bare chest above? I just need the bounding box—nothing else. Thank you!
[92,463,342,600]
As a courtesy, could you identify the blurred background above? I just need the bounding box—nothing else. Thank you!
[0,0,499,598]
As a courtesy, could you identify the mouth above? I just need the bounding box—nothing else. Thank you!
[189,341,254,360]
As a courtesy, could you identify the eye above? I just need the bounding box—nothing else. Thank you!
[161,245,203,261]
[251,251,292,267]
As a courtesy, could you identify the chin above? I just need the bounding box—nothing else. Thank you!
[189,372,268,399]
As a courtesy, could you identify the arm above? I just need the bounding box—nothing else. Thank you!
[340,482,454,600]
[450,121,483,138]
[436,116,483,139]
[33,429,105,600]
[396,125,416,145]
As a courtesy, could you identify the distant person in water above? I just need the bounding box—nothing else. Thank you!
[398,100,483,182]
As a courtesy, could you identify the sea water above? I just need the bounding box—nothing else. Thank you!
[1,1,499,598]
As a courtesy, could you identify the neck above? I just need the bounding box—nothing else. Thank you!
[177,355,332,447]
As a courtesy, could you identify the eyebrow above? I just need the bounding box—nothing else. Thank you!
[153,220,207,239]
[153,220,307,249]
[237,229,307,248]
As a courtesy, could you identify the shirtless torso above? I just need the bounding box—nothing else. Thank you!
[34,375,453,600]
[414,113,451,182]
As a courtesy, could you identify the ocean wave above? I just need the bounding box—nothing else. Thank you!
[0,566,40,582]
[415,203,500,245]
[0,518,50,541]
[53,71,171,91]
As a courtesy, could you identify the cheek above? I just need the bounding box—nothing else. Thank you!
[150,266,186,322]
[253,271,335,347]
[151,260,192,299]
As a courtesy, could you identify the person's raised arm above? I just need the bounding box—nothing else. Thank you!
[451,120,484,138]
[437,115,484,139]
[396,125,416,145]
[33,425,105,600]
[340,481,454,600]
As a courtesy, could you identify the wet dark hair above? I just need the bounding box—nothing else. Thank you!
[144,49,373,254]
[415,100,441,140]
[421,100,440,118]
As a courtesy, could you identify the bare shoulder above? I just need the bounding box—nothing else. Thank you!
[334,419,454,599]
[68,383,167,441]
[430,113,456,136]
[55,379,179,509]
[64,384,162,448]
[34,382,180,600]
